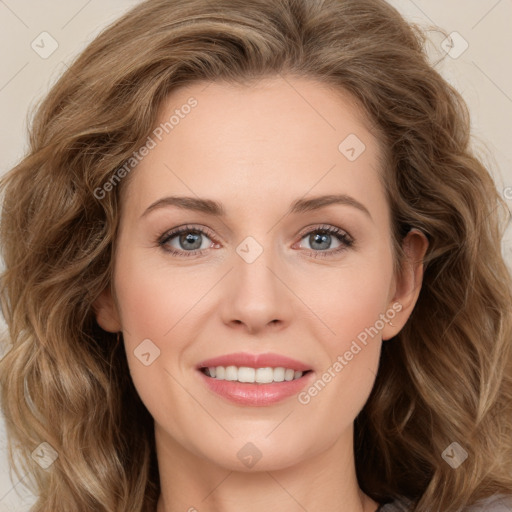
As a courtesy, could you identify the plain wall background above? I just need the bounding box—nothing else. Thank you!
[0,1,511,509]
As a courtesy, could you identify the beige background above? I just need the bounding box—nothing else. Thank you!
[0,1,511,509]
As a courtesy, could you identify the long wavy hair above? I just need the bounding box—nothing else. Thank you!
[1,0,511,510]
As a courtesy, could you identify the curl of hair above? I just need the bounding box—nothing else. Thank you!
[1,0,511,510]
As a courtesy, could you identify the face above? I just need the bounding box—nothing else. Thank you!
[94,76,427,472]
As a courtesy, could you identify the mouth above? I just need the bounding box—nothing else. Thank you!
[196,364,315,406]
[199,366,313,384]
[195,352,315,405]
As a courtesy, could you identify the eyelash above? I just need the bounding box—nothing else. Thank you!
[157,223,354,259]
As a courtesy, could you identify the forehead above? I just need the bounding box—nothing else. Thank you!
[122,76,387,220]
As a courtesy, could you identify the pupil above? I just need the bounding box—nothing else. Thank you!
[311,232,330,250]
[181,232,201,250]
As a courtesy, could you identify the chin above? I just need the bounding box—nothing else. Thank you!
[194,436,311,473]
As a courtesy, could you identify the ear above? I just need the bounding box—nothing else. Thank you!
[382,228,429,341]
[92,286,122,333]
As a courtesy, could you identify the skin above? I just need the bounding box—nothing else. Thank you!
[94,76,428,512]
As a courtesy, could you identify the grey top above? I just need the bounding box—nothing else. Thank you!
[377,493,512,511]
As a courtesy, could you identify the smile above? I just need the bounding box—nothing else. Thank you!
[197,367,315,406]
[200,365,312,384]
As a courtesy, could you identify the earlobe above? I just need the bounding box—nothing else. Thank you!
[92,286,122,333]
[382,228,429,340]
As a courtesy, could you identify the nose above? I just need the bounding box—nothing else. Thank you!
[218,240,294,335]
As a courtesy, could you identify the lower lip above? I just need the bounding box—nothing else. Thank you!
[197,369,315,406]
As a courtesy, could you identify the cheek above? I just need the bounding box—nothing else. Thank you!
[113,249,199,336]
[112,249,216,392]
[308,260,393,354]
[295,265,391,424]
[112,252,196,425]
[304,249,394,415]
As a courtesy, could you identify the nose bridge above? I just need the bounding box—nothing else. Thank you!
[219,231,292,332]
[235,232,281,301]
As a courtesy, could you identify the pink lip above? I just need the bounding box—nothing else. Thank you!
[197,369,315,406]
[196,352,312,372]
[195,352,314,406]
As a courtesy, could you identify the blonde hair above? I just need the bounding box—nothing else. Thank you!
[1,0,511,510]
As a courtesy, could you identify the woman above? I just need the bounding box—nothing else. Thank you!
[1,0,511,511]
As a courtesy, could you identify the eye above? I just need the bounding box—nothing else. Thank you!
[158,224,218,257]
[295,225,353,258]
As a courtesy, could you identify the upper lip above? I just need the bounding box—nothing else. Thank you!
[196,352,312,372]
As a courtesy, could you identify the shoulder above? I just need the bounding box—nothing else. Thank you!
[376,498,412,512]
[465,494,512,511]
[378,497,413,512]
[378,493,512,511]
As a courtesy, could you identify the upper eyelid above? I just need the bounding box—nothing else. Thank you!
[160,224,217,243]
[296,224,351,239]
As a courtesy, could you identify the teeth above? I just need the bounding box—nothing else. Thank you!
[203,366,307,384]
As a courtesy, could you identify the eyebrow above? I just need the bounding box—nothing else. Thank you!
[141,194,372,221]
